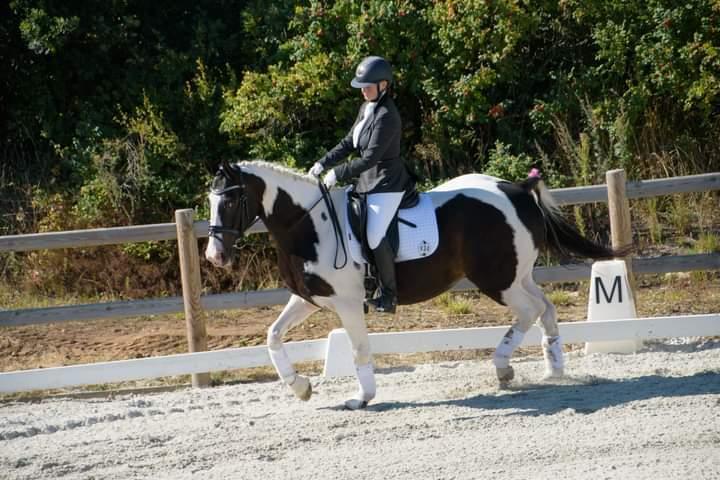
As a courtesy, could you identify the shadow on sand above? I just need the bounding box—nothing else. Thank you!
[364,370,720,416]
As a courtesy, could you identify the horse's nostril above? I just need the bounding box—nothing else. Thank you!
[206,250,224,266]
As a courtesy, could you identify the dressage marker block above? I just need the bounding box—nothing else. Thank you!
[323,329,357,377]
[585,260,642,354]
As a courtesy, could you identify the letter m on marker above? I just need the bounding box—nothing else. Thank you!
[595,275,623,304]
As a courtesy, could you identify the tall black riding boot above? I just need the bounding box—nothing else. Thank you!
[367,237,397,314]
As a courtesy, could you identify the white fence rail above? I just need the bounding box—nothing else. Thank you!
[1,314,718,394]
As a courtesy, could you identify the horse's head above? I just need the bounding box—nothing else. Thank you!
[205,160,261,267]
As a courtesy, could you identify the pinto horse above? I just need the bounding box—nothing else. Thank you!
[205,160,620,409]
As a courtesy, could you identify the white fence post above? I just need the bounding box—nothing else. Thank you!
[323,329,357,378]
[175,209,211,388]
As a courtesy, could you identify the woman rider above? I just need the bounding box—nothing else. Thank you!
[308,56,417,314]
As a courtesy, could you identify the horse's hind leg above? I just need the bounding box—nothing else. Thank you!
[267,294,319,401]
[522,277,564,378]
[333,298,375,410]
[494,283,545,384]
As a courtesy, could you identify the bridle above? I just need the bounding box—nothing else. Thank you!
[208,182,258,242]
[208,169,347,269]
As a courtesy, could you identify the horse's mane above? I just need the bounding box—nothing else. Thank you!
[237,160,316,185]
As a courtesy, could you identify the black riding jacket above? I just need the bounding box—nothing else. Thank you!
[319,94,416,204]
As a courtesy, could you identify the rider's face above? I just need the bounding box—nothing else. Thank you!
[361,81,386,101]
[361,84,378,101]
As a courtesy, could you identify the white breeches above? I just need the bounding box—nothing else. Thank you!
[366,192,404,249]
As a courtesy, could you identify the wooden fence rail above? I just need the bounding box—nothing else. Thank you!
[1,173,717,253]
[1,253,717,328]
[1,172,718,329]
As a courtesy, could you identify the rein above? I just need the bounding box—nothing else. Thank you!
[285,193,324,233]
[318,181,348,269]
[285,181,347,269]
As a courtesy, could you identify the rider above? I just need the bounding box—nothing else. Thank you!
[308,56,417,314]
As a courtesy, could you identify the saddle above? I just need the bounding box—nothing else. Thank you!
[345,188,438,265]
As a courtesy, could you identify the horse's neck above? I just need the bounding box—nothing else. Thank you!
[256,169,344,270]
[244,164,319,217]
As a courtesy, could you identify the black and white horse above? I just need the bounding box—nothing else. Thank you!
[205,160,620,409]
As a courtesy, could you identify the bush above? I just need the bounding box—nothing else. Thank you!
[3,0,719,299]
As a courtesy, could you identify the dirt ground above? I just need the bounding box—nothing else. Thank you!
[2,338,719,480]
[1,273,719,386]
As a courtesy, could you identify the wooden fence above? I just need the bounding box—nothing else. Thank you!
[1,171,717,328]
[0,170,718,391]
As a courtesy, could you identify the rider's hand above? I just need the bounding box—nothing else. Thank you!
[323,169,337,188]
[308,162,324,177]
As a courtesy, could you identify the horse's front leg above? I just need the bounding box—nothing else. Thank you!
[267,294,319,401]
[333,297,375,410]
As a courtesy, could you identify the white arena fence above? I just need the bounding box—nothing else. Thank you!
[2,314,719,394]
[0,170,718,394]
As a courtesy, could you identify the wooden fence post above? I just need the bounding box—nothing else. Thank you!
[606,169,636,296]
[175,209,211,388]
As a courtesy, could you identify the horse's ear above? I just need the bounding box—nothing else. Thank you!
[220,159,232,174]
[220,159,239,180]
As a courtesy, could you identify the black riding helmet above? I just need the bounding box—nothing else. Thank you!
[350,56,393,88]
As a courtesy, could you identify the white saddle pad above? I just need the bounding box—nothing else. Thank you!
[344,191,439,264]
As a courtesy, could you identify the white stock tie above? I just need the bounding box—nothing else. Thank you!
[353,102,377,148]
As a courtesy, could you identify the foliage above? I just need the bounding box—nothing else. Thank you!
[220,0,719,180]
[689,232,720,282]
[1,0,719,297]
[483,141,537,182]
[546,289,576,307]
[433,292,474,315]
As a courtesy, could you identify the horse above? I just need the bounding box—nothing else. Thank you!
[205,159,621,409]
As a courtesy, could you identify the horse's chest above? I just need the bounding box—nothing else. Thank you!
[276,250,334,301]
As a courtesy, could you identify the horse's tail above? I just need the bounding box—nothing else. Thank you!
[521,176,631,259]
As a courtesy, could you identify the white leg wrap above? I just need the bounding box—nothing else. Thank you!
[542,335,565,375]
[345,363,375,410]
[493,327,525,369]
[268,345,296,384]
[356,363,376,401]
[269,345,312,400]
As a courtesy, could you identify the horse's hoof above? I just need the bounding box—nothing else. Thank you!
[344,398,369,410]
[543,368,564,380]
[496,366,514,383]
[290,375,312,401]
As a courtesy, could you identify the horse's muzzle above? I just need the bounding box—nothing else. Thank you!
[206,252,231,268]
[205,239,231,268]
